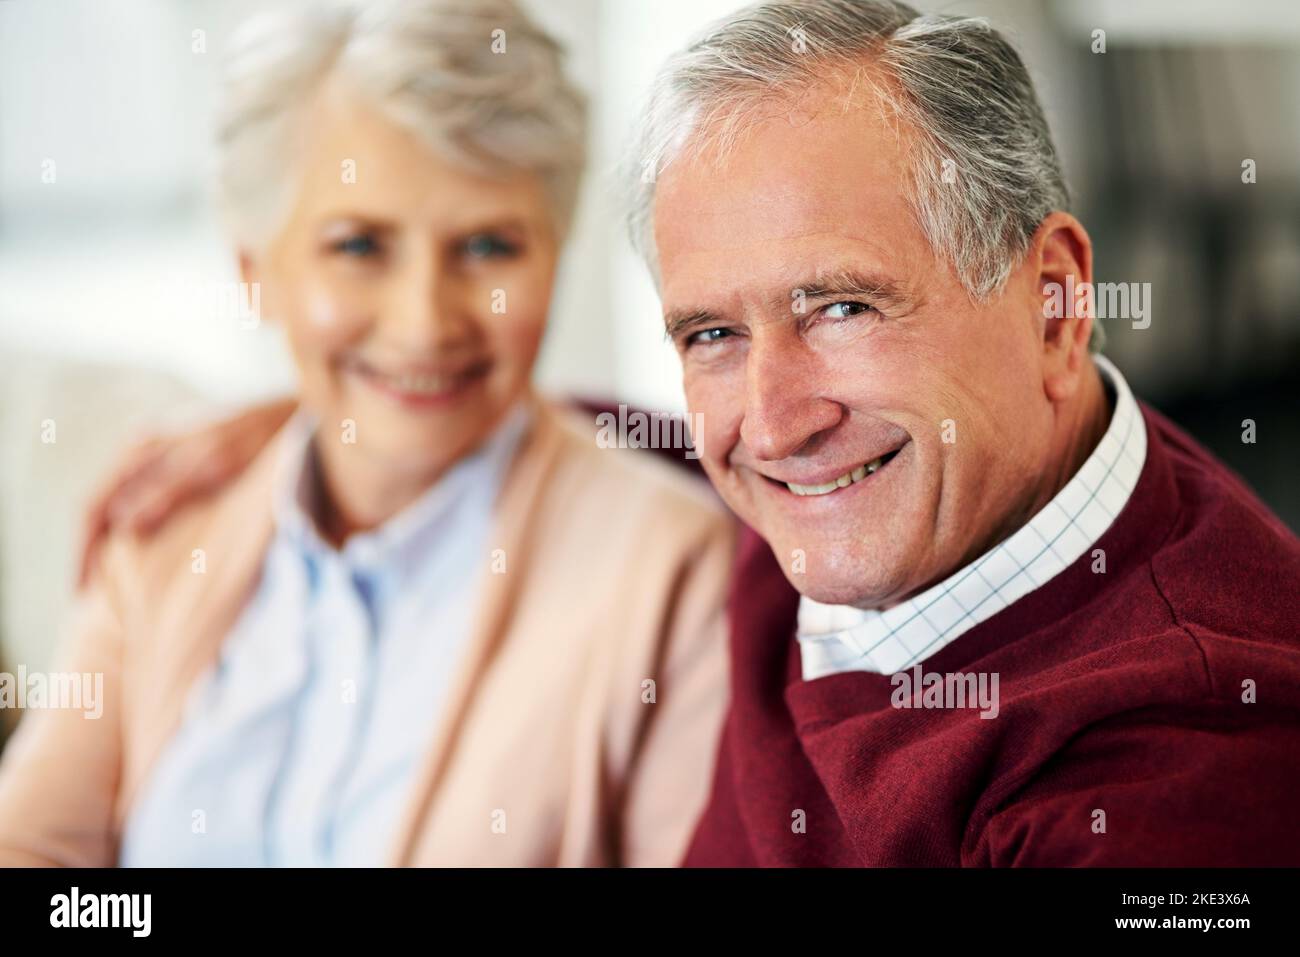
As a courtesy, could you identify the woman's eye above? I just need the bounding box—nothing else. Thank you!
[822,301,874,320]
[686,327,734,347]
[332,234,381,258]
[462,233,519,260]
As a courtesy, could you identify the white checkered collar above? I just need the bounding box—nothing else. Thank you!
[795,355,1147,680]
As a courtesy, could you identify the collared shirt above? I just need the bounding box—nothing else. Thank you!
[796,355,1147,681]
[120,403,530,866]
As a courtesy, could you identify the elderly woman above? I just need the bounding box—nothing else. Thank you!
[0,0,732,866]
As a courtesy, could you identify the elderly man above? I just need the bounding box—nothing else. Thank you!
[626,0,1300,866]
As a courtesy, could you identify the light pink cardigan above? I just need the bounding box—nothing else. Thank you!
[0,396,735,866]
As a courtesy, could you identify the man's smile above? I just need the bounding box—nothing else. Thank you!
[748,439,912,502]
[779,445,907,496]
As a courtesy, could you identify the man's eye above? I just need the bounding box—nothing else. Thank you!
[463,233,519,260]
[686,327,734,347]
[822,301,874,320]
[332,234,381,258]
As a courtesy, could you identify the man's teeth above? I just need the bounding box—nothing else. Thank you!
[786,456,885,496]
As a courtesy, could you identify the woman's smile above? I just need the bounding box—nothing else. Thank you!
[340,354,493,410]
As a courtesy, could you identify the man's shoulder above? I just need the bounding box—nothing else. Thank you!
[1146,402,1294,539]
[981,706,1300,865]
[1140,403,1300,650]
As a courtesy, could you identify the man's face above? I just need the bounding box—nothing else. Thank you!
[654,95,1057,609]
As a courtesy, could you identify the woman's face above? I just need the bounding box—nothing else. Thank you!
[245,82,560,484]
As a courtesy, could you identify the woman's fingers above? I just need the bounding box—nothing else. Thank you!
[117,435,240,530]
[77,438,170,586]
[77,439,214,587]
[75,399,297,589]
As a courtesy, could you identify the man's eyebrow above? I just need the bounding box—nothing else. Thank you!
[778,268,916,311]
[663,269,915,339]
[664,309,724,340]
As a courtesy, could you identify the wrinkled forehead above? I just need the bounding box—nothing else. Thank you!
[651,100,931,312]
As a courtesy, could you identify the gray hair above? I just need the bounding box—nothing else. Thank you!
[217,0,587,248]
[626,0,1102,350]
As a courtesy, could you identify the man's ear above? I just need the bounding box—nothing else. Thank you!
[1028,211,1095,402]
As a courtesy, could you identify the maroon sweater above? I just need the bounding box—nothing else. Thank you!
[684,404,1300,866]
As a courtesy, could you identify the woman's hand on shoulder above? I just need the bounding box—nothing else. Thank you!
[77,398,296,587]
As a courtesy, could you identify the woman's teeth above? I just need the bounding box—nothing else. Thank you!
[786,455,887,496]
[394,374,453,394]
[368,369,459,395]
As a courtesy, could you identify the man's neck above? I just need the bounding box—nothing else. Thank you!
[1016,358,1113,531]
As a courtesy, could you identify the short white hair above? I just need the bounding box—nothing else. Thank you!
[216,0,587,247]
[626,0,1102,350]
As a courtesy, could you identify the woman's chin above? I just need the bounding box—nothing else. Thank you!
[306,373,520,480]
[344,428,478,473]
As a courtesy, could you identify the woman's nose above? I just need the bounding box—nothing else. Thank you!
[384,261,477,350]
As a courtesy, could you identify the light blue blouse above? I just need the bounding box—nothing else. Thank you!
[119,405,530,866]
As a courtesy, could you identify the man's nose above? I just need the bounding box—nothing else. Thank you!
[739,334,843,461]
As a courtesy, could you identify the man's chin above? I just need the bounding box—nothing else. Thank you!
[778,561,908,611]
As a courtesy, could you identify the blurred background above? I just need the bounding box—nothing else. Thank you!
[2,0,1298,708]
